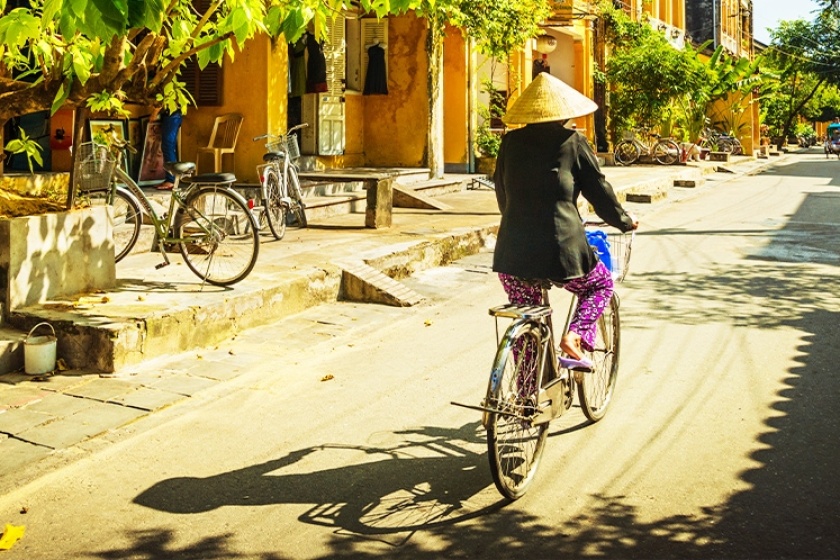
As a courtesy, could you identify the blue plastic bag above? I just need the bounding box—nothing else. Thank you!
[585,230,612,271]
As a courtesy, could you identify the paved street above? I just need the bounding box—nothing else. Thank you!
[1,150,838,558]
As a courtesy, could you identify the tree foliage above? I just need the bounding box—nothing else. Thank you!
[0,0,441,124]
[759,11,840,143]
[447,0,549,59]
[601,3,707,135]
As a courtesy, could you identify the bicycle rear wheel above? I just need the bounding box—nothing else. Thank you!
[577,294,620,422]
[717,138,734,153]
[654,140,680,165]
[174,186,260,286]
[614,140,640,166]
[111,188,142,262]
[486,322,549,500]
[264,170,287,240]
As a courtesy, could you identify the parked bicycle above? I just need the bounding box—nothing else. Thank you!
[614,129,680,165]
[74,139,260,286]
[699,127,743,155]
[454,221,634,500]
[252,123,309,236]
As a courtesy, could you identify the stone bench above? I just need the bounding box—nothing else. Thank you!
[297,171,395,228]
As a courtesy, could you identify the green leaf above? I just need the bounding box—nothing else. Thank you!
[42,0,61,25]
[51,81,70,114]
[5,139,24,152]
[72,49,91,84]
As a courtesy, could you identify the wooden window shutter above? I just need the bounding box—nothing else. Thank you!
[182,0,223,106]
[182,59,223,106]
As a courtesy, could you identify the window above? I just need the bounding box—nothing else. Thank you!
[181,59,224,107]
[182,0,224,106]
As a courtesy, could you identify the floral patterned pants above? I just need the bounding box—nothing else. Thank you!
[499,261,614,352]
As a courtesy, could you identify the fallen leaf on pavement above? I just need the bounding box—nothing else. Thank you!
[0,524,26,550]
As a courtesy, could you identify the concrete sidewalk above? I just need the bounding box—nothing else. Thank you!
[0,153,782,485]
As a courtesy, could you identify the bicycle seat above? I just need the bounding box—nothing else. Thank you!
[262,152,287,162]
[182,172,237,184]
[164,162,196,175]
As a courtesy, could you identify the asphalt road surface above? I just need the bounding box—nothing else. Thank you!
[0,151,838,559]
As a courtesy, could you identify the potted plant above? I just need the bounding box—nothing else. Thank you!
[475,79,506,176]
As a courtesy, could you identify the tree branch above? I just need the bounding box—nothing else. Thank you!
[149,30,234,90]
[192,0,225,40]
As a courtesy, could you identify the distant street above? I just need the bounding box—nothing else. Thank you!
[1,151,838,559]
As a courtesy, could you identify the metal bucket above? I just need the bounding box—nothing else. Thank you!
[24,322,57,375]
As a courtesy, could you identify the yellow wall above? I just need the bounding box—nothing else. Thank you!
[182,34,278,183]
[443,25,469,169]
[345,91,365,159]
[363,13,429,167]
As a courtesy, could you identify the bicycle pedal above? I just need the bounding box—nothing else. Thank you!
[155,261,170,270]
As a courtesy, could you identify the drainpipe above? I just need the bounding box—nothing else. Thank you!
[713,0,719,49]
[468,37,475,174]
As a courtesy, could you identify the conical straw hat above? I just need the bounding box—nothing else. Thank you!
[502,73,598,126]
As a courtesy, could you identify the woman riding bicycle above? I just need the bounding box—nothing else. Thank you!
[492,73,638,370]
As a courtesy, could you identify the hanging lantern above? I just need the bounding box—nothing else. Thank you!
[534,34,557,55]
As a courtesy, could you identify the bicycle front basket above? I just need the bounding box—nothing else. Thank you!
[606,230,633,283]
[265,139,284,153]
[286,134,301,160]
[74,142,116,192]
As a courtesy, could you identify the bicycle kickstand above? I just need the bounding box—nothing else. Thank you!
[152,233,172,270]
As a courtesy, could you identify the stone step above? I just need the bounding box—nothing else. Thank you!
[406,177,466,198]
[6,263,342,373]
[4,219,496,373]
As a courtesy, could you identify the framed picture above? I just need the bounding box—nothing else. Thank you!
[88,119,129,174]
[138,119,166,185]
[126,118,145,180]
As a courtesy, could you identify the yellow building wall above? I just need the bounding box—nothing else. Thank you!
[506,17,595,142]
[443,25,469,170]
[363,13,429,167]
[344,91,365,161]
[709,93,757,154]
[182,34,280,183]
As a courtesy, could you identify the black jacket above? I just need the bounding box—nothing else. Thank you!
[492,121,634,282]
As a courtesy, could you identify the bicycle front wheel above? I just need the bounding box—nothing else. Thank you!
[174,187,260,286]
[112,188,142,262]
[654,140,680,165]
[614,141,640,166]
[577,294,620,422]
[486,322,549,500]
[264,170,287,240]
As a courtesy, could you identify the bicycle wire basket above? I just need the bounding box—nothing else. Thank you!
[266,134,301,161]
[584,223,634,283]
[74,142,116,192]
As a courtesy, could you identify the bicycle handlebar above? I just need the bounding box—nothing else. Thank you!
[253,123,310,143]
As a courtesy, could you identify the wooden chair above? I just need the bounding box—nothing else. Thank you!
[196,113,243,173]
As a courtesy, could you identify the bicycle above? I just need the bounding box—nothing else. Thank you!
[614,129,680,166]
[73,142,140,262]
[699,127,743,155]
[74,139,260,286]
[251,123,309,236]
[453,221,634,500]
